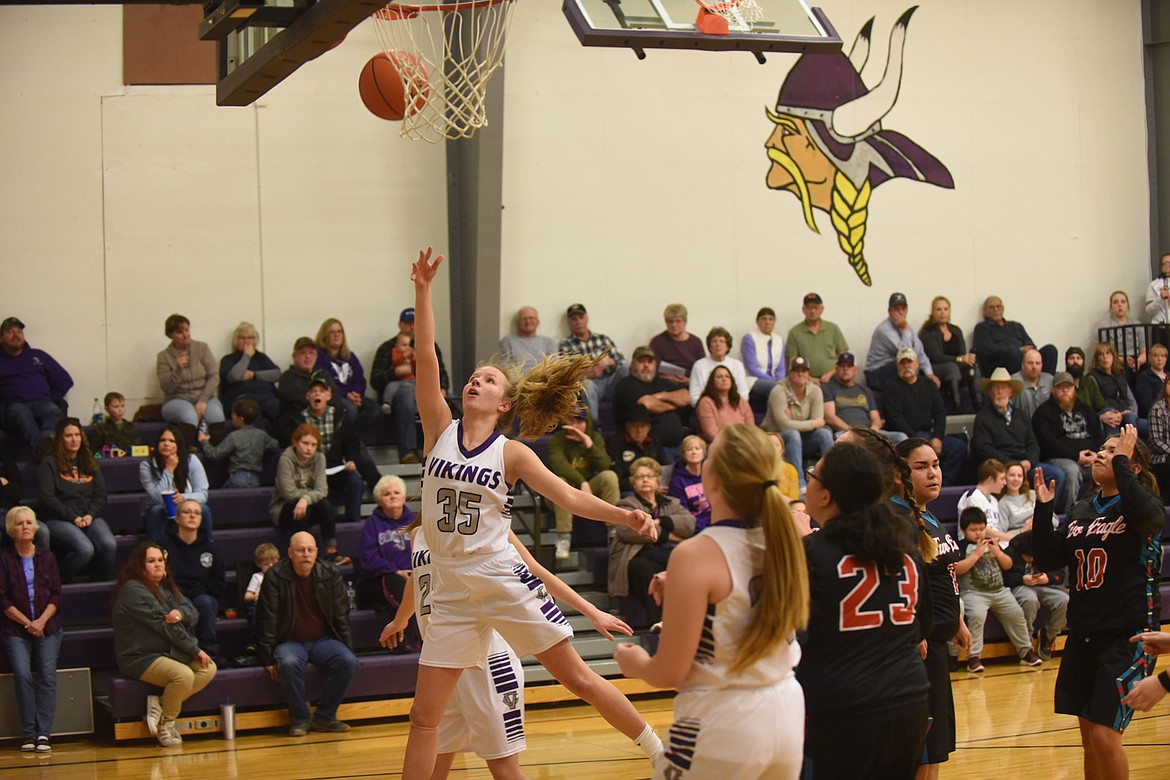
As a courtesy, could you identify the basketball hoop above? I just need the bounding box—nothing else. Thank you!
[371,0,518,142]
[693,0,762,34]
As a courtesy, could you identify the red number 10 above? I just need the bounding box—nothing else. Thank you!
[1073,548,1107,590]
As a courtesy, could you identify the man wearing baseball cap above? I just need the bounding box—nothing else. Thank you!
[559,304,626,421]
[0,317,73,447]
[864,292,938,391]
[882,348,968,484]
[1031,371,1104,512]
[785,293,850,385]
[370,307,451,464]
[822,352,905,442]
[278,337,338,438]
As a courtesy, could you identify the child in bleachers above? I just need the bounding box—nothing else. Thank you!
[1004,531,1069,661]
[88,392,140,453]
[954,506,1042,672]
[244,542,279,605]
[198,399,280,488]
[391,332,416,381]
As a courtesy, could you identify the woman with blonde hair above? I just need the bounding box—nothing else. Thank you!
[314,318,376,430]
[218,321,281,430]
[616,424,809,778]
[919,295,977,412]
[400,248,663,778]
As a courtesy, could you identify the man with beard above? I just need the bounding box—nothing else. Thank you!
[882,349,967,485]
[1064,346,1113,428]
[611,346,689,452]
[1032,372,1103,512]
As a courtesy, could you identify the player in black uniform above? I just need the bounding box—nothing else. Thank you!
[894,437,970,778]
[800,443,931,780]
[1031,425,1163,780]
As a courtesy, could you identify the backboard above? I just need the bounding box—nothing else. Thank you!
[562,0,840,59]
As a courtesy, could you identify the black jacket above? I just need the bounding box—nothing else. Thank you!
[971,405,1040,465]
[160,525,225,600]
[881,376,947,440]
[255,558,351,665]
[1031,398,1104,462]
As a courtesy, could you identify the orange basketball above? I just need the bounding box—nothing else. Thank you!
[358,51,430,121]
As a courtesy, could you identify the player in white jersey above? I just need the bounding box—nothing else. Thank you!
[402,248,664,779]
[381,524,633,778]
[616,424,810,779]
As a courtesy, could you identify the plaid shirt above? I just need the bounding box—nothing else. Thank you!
[558,332,625,376]
[0,546,62,637]
[301,405,336,454]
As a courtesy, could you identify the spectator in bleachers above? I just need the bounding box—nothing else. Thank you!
[611,346,689,450]
[1088,342,1140,435]
[356,475,414,618]
[762,357,833,490]
[785,293,849,385]
[157,314,225,444]
[997,462,1035,534]
[971,367,1066,508]
[299,376,381,527]
[609,458,695,628]
[1146,374,1170,498]
[957,459,1011,542]
[1064,346,1110,420]
[88,392,140,454]
[864,292,938,392]
[548,408,620,560]
[160,500,224,662]
[112,541,217,748]
[140,425,213,543]
[270,423,346,564]
[256,530,357,737]
[1095,291,1145,370]
[764,432,801,502]
[668,435,710,532]
[370,308,451,466]
[882,350,967,485]
[559,304,626,421]
[1135,343,1167,418]
[972,296,1057,376]
[953,506,1042,672]
[218,322,281,432]
[822,352,903,443]
[741,306,785,408]
[198,398,280,489]
[606,407,666,494]
[0,456,48,549]
[244,542,279,609]
[1003,531,1068,662]
[1012,349,1052,422]
[649,303,705,385]
[37,418,115,583]
[0,506,61,753]
[920,294,978,413]
[689,327,750,408]
[1032,372,1103,513]
[695,365,755,443]
[314,318,376,432]
[0,317,72,450]
[1145,252,1170,324]
[278,337,336,434]
[498,306,557,373]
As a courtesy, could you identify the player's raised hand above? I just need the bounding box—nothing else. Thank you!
[628,509,658,541]
[410,246,443,287]
[1116,424,1138,459]
[1032,467,1057,504]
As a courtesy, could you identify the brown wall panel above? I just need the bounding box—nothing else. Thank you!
[124,4,216,85]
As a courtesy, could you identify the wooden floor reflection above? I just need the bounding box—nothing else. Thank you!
[1,658,1167,778]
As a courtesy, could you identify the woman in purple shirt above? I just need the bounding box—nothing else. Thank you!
[356,475,415,618]
[315,318,377,430]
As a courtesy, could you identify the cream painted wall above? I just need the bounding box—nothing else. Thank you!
[501,0,1150,367]
[0,0,1151,418]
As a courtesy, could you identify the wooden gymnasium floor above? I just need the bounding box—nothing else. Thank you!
[2,659,1168,778]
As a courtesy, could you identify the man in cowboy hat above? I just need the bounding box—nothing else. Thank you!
[971,367,1066,502]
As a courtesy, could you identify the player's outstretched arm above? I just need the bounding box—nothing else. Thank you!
[615,536,723,689]
[410,246,452,452]
[508,531,633,641]
[505,440,658,541]
[379,576,417,650]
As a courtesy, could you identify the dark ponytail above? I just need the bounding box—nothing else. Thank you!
[818,444,915,574]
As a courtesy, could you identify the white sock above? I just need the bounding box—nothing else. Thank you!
[634,723,664,761]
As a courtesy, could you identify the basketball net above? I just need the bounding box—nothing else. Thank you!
[372,1,517,143]
[695,0,762,32]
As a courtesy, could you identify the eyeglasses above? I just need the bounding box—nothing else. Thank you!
[804,466,821,484]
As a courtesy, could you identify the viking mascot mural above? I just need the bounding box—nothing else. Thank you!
[764,7,954,286]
